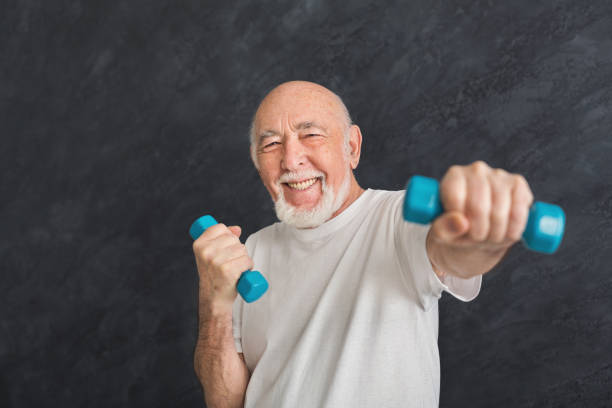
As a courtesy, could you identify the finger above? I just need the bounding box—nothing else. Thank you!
[487,169,512,244]
[211,243,249,269]
[219,255,255,282]
[228,226,242,238]
[195,233,241,263]
[466,162,491,241]
[430,211,470,243]
[506,175,535,242]
[440,165,467,213]
[196,223,231,243]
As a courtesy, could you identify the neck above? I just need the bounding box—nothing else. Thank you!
[328,174,364,221]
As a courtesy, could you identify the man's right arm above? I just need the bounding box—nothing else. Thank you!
[192,223,254,407]
[194,308,250,408]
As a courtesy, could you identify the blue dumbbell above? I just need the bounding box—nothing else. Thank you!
[403,175,565,254]
[189,215,269,303]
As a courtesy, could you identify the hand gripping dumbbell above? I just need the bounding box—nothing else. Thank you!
[189,215,269,303]
[403,175,565,254]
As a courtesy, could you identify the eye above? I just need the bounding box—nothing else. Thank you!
[264,141,280,148]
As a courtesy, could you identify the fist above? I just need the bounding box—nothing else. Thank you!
[192,223,254,313]
[430,160,534,250]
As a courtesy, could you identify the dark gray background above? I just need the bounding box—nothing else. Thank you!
[2,0,611,406]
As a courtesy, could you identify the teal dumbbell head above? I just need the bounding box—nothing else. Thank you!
[189,215,269,303]
[189,215,218,240]
[403,175,444,224]
[522,202,565,254]
[403,175,565,254]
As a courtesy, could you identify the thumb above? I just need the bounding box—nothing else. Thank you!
[430,211,469,243]
[228,225,242,238]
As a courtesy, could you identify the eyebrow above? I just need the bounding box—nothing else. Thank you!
[257,121,327,145]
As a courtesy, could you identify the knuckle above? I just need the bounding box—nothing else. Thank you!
[471,160,489,174]
[201,246,215,261]
[192,240,201,252]
[493,167,507,178]
[208,257,222,273]
[447,165,463,176]
[513,174,528,189]
[219,262,234,277]
[211,253,225,268]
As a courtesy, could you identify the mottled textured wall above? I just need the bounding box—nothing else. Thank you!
[2,0,611,406]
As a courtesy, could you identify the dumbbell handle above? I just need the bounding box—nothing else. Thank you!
[189,215,268,303]
[403,175,565,254]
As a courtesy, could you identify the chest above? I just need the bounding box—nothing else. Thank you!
[240,226,417,371]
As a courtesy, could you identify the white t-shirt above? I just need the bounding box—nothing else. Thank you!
[232,189,481,407]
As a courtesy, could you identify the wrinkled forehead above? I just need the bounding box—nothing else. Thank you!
[254,88,345,139]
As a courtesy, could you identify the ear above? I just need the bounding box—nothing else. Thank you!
[347,125,362,169]
[250,143,260,170]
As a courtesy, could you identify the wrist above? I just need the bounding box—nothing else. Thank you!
[426,228,447,280]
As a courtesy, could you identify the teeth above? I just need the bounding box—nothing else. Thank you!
[287,177,318,190]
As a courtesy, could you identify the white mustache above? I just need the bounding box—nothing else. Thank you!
[277,170,325,184]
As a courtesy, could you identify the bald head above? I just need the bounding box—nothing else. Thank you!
[249,81,353,167]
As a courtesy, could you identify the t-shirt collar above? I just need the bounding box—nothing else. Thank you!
[282,188,372,242]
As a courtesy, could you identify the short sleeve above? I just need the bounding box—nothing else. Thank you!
[393,192,481,310]
[232,292,244,353]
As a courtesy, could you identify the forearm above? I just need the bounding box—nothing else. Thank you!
[194,309,250,408]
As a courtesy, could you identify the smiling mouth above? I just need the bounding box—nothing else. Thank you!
[284,177,320,191]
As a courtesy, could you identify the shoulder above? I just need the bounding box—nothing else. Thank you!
[362,189,405,213]
[364,188,404,201]
[360,189,410,239]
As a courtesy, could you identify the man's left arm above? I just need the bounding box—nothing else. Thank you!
[424,161,534,280]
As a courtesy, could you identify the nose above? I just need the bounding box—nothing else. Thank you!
[281,137,306,171]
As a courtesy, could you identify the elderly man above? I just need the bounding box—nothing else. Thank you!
[192,81,534,407]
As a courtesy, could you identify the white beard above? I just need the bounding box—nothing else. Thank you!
[274,164,352,229]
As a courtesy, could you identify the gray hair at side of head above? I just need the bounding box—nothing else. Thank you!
[248,92,354,170]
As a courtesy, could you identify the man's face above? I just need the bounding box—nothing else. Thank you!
[252,85,353,227]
